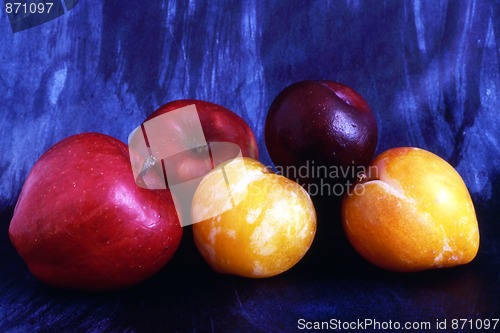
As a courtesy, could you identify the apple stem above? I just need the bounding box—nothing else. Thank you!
[139,155,157,178]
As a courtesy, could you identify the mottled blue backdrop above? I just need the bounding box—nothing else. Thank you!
[1,1,499,332]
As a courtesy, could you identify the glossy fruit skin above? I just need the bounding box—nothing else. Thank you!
[265,80,378,186]
[146,99,258,160]
[9,133,183,291]
[342,147,479,272]
[191,158,316,278]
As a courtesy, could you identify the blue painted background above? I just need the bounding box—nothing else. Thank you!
[1,1,499,331]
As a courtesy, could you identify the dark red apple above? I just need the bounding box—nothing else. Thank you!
[265,80,378,191]
[9,133,182,291]
[140,99,259,186]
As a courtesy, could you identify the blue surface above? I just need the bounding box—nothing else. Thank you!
[1,1,499,332]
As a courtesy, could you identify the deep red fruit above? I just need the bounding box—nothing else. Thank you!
[146,99,258,158]
[265,80,378,188]
[9,133,183,291]
[140,100,259,189]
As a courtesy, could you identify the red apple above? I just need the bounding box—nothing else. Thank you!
[265,81,378,192]
[128,100,260,226]
[139,99,259,186]
[9,133,183,291]
[145,100,258,156]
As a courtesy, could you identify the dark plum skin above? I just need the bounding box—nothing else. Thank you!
[265,80,378,187]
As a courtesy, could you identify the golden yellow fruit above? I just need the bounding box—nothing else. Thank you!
[342,147,479,272]
[192,157,316,278]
